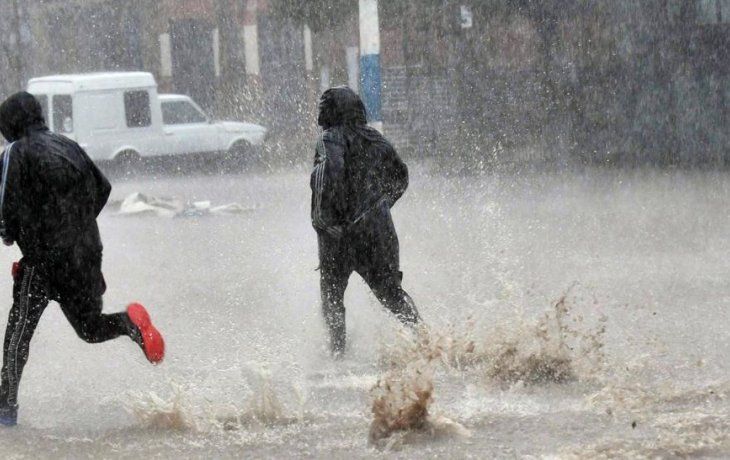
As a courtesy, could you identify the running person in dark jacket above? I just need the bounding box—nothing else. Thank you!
[311,86,420,356]
[0,92,165,426]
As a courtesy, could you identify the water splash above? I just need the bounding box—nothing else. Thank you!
[125,370,307,434]
[369,356,435,445]
[379,284,607,388]
[484,287,606,386]
[215,368,305,430]
[370,325,472,447]
[368,357,471,449]
[126,383,196,432]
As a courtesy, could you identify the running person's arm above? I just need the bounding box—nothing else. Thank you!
[0,143,24,245]
[381,143,408,207]
[85,147,112,216]
[311,130,346,238]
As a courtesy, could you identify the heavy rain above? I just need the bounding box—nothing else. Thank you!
[0,0,728,458]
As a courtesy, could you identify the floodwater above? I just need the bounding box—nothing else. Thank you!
[0,164,728,458]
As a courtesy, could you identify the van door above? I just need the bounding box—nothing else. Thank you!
[80,91,124,160]
[122,89,160,157]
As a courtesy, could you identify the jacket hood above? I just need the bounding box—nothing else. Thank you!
[0,91,47,142]
[317,86,368,129]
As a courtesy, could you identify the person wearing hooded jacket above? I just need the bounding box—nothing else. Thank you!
[311,86,420,356]
[0,92,165,426]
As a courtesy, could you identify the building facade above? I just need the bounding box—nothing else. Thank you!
[0,0,727,165]
[0,0,310,142]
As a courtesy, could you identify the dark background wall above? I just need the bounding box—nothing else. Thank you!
[0,0,727,167]
[376,0,728,166]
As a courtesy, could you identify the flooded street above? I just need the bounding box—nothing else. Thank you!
[0,165,728,458]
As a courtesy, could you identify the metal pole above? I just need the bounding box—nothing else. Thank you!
[358,0,382,131]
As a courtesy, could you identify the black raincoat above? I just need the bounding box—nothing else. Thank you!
[0,94,139,415]
[310,86,408,243]
[0,91,111,263]
[310,86,419,354]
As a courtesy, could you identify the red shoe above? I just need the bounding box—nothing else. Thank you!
[127,303,165,364]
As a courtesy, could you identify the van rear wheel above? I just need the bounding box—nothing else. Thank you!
[114,150,142,176]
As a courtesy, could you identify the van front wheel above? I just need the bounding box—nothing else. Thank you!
[222,141,252,173]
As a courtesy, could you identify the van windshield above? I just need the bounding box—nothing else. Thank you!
[161,100,208,125]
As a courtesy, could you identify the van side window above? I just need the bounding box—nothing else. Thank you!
[124,91,151,128]
[52,95,73,133]
[34,95,49,124]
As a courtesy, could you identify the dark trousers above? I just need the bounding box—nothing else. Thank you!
[318,203,419,353]
[0,259,132,409]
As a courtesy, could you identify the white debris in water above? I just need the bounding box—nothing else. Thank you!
[116,192,253,218]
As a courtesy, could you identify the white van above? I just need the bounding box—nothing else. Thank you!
[26,72,267,162]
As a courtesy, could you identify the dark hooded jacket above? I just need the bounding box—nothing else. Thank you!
[310,86,408,242]
[0,91,111,263]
